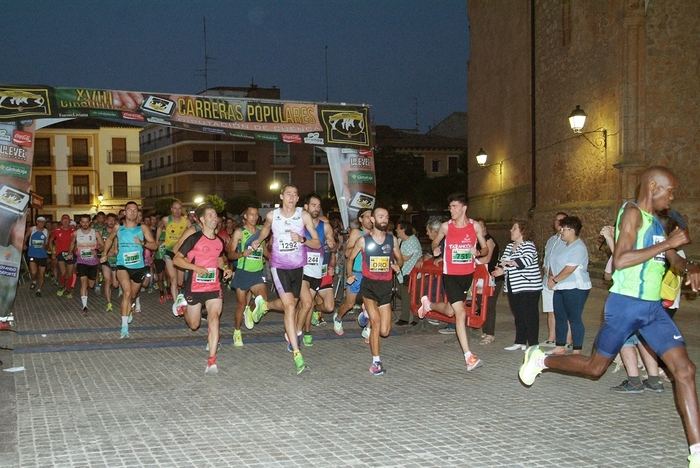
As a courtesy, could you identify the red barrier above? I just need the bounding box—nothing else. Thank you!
[408,261,493,328]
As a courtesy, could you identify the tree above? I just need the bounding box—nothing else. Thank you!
[225,195,260,217]
[204,194,226,214]
[154,197,177,216]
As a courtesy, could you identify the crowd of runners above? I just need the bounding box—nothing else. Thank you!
[19,167,700,466]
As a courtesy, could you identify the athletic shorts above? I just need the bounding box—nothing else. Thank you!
[231,269,265,291]
[443,274,474,304]
[185,290,222,307]
[107,256,117,268]
[164,250,175,260]
[319,272,333,290]
[542,285,554,312]
[116,266,148,284]
[154,259,165,274]
[303,274,322,292]
[28,257,47,267]
[347,271,363,295]
[595,292,685,358]
[76,263,98,280]
[360,278,393,306]
[56,252,75,265]
[271,267,303,299]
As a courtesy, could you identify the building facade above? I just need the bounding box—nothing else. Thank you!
[32,119,142,219]
[467,0,700,260]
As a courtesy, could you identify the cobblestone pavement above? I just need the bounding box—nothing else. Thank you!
[1,280,700,467]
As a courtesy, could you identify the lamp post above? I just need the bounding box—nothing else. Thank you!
[567,105,607,150]
[474,148,502,174]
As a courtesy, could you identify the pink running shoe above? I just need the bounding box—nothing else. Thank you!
[417,295,432,318]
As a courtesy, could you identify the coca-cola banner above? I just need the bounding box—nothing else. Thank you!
[0,85,372,149]
[324,147,376,229]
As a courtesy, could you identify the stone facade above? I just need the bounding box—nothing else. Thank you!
[468,0,700,261]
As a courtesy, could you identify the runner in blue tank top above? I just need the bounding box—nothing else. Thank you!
[24,216,49,296]
[101,201,157,339]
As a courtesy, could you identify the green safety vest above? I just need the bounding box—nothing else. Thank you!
[237,227,265,272]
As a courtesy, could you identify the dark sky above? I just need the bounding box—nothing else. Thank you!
[3,0,468,131]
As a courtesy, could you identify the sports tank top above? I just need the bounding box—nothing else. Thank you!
[270,207,306,269]
[610,202,667,301]
[27,228,48,259]
[164,216,188,249]
[303,220,326,279]
[352,228,365,272]
[237,227,265,272]
[116,225,145,269]
[443,219,477,275]
[75,228,99,265]
[361,232,395,281]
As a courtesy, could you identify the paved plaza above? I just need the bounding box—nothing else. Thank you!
[1,280,699,467]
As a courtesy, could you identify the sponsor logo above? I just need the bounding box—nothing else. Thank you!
[12,130,32,147]
[359,149,374,157]
[303,132,324,145]
[253,132,279,142]
[282,133,302,144]
[146,116,171,126]
[674,334,683,340]
[0,144,27,161]
[0,128,11,142]
[0,160,30,180]
[88,109,120,119]
[122,111,145,121]
[141,95,176,116]
[201,126,226,135]
[0,87,52,120]
[320,107,370,146]
[0,264,19,277]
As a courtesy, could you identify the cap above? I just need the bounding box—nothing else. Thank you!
[36,216,46,222]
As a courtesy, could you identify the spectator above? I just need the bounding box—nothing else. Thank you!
[473,218,502,345]
[395,221,422,325]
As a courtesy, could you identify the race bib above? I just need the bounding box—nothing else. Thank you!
[123,250,142,266]
[369,255,390,273]
[248,248,263,260]
[307,252,321,266]
[195,268,217,283]
[278,237,298,253]
[31,239,45,248]
[451,248,473,264]
[80,249,94,258]
[652,235,666,262]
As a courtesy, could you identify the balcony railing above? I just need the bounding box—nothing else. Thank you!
[70,193,93,205]
[108,186,141,199]
[68,154,92,167]
[141,160,256,179]
[108,150,141,164]
[271,155,294,165]
[33,154,53,167]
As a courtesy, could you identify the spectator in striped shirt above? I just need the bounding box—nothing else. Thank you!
[493,218,542,351]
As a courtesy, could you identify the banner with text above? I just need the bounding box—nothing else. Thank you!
[324,147,376,230]
[0,85,372,149]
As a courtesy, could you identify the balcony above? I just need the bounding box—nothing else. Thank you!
[271,155,294,166]
[108,150,141,164]
[68,154,92,167]
[70,193,93,205]
[33,154,53,167]
[141,160,256,179]
[108,185,142,199]
[36,193,55,205]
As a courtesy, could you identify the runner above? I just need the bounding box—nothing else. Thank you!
[421,193,489,372]
[228,205,268,347]
[250,184,320,374]
[101,201,157,338]
[311,228,338,327]
[101,213,119,311]
[297,194,335,347]
[345,207,402,376]
[518,167,700,467]
[48,214,76,298]
[333,208,374,335]
[157,200,190,315]
[71,214,104,314]
[154,215,169,304]
[174,203,232,374]
[24,216,49,296]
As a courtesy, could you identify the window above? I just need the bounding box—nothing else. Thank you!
[149,187,153,197]
[168,183,172,194]
[167,155,172,166]
[273,142,290,156]
[160,185,165,195]
[35,175,53,204]
[431,160,440,173]
[34,138,51,166]
[111,137,126,163]
[273,171,291,187]
[233,151,248,162]
[147,160,152,170]
[193,150,209,162]
[314,172,330,196]
[448,156,459,174]
[312,147,328,165]
[112,172,128,198]
[414,155,425,170]
[71,138,89,166]
[160,157,164,168]
[72,175,90,204]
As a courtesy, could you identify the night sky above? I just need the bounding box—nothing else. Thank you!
[3,0,468,131]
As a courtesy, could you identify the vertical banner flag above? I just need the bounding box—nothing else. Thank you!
[324,147,376,230]
[0,119,35,317]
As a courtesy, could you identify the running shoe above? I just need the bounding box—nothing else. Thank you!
[82,306,88,315]
[35,290,41,297]
[311,310,320,326]
[417,295,431,318]
[438,326,456,335]
[541,340,556,347]
[465,353,483,372]
[106,302,113,312]
[205,356,218,375]
[504,343,526,351]
[120,326,129,339]
[303,333,313,347]
[243,305,254,330]
[689,453,700,468]
[479,334,495,345]
[317,317,327,326]
[361,326,371,343]
[332,312,344,336]
[369,361,385,376]
[29,282,36,290]
[253,295,268,322]
[643,379,664,393]
[56,288,65,297]
[293,350,307,375]
[233,329,243,347]
[172,293,187,316]
[518,346,545,385]
[64,291,73,299]
[357,309,369,328]
[611,379,644,393]
[285,332,301,352]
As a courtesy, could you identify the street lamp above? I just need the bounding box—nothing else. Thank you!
[568,105,587,133]
[567,105,608,150]
[269,181,280,192]
[97,193,104,203]
[475,148,502,174]
[193,195,204,205]
[401,203,409,212]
